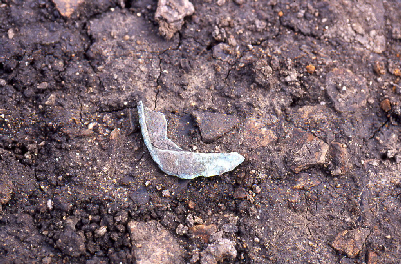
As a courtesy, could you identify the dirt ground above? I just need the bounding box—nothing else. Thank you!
[1,0,401,263]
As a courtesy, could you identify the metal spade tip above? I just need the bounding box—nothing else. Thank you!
[137,101,245,179]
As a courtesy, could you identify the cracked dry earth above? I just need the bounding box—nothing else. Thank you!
[1,0,401,263]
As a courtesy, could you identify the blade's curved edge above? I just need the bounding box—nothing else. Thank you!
[137,101,161,166]
[137,101,245,179]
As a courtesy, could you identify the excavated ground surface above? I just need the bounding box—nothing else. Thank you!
[1,0,401,263]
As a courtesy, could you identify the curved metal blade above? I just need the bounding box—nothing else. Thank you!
[137,101,244,179]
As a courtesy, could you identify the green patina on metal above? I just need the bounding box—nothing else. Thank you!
[137,101,244,179]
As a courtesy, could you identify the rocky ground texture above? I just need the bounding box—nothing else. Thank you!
[1,0,401,263]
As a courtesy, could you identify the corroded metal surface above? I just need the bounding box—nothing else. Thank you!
[138,101,244,179]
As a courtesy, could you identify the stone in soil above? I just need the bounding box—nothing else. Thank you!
[200,233,237,264]
[155,0,195,39]
[189,224,218,243]
[128,220,184,264]
[253,59,273,87]
[55,229,86,257]
[287,128,329,173]
[233,187,248,199]
[240,118,277,149]
[328,142,351,176]
[380,99,391,112]
[326,68,369,113]
[306,64,316,74]
[331,228,370,258]
[52,0,84,18]
[373,61,386,75]
[212,43,235,64]
[193,112,239,143]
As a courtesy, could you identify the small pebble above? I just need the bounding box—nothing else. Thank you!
[176,224,188,235]
[87,122,98,130]
[0,79,6,86]
[46,199,53,210]
[94,226,107,237]
[8,29,14,39]
[331,228,370,258]
[37,82,49,89]
[233,187,247,199]
[252,185,261,194]
[306,64,316,74]
[380,99,391,112]
[189,224,217,243]
[45,94,56,105]
[187,200,196,209]
[373,61,386,75]
[162,189,171,197]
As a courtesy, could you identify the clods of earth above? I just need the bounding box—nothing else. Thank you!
[1,0,401,263]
